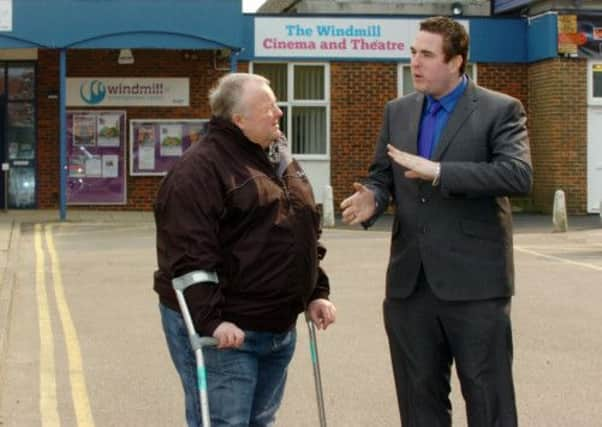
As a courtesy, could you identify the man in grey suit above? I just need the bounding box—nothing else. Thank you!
[340,16,532,426]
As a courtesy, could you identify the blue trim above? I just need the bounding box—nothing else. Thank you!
[0,34,47,49]
[230,51,239,71]
[65,31,239,50]
[470,18,527,62]
[0,3,558,65]
[527,13,558,62]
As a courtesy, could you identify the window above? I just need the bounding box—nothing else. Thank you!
[397,63,477,97]
[588,61,602,105]
[251,63,329,158]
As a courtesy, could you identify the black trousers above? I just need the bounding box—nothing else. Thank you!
[383,271,517,427]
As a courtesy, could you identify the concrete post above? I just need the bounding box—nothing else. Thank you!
[322,185,335,228]
[552,189,568,232]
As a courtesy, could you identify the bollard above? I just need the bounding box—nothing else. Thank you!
[322,185,335,228]
[552,189,568,232]
[1,162,9,212]
[599,200,602,223]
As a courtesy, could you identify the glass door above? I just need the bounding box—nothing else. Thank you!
[3,63,36,208]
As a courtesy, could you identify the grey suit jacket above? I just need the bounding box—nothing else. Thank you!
[365,80,533,301]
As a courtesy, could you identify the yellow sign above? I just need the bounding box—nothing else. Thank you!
[558,15,578,55]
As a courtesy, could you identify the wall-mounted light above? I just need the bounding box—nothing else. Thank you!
[213,48,231,71]
[451,2,464,16]
[118,48,134,64]
[215,48,231,61]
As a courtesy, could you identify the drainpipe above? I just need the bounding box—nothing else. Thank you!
[59,48,67,221]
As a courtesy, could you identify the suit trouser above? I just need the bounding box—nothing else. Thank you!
[383,271,517,427]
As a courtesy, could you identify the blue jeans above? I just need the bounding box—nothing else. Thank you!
[159,303,296,427]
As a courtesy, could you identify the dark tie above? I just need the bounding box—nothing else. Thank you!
[418,100,442,159]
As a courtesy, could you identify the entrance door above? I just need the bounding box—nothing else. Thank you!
[0,94,4,210]
[587,107,602,213]
[3,63,37,209]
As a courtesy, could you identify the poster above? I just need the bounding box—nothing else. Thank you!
[102,155,119,178]
[159,124,184,157]
[85,156,102,177]
[129,119,208,176]
[67,110,127,205]
[136,124,156,170]
[97,114,121,147]
[73,114,97,146]
[69,156,86,178]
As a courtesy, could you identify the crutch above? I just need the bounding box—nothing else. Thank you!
[305,312,327,427]
[172,279,218,427]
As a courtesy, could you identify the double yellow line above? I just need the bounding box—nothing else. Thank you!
[34,224,95,427]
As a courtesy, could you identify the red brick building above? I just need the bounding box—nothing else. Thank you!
[3,1,600,216]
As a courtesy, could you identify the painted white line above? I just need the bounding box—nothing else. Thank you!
[515,245,602,272]
[45,225,96,427]
[34,224,60,426]
[51,223,154,237]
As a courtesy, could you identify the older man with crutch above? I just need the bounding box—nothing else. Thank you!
[154,72,336,427]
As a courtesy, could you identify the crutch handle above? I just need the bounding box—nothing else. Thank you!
[172,280,219,427]
[190,335,218,351]
[198,337,219,347]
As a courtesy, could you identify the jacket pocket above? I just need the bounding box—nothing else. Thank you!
[460,219,502,242]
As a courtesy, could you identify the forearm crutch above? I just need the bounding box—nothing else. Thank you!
[305,312,327,427]
[173,279,218,427]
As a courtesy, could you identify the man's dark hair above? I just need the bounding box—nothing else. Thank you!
[420,16,469,75]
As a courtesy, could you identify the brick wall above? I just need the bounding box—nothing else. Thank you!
[329,62,532,210]
[35,54,589,214]
[37,50,60,208]
[476,63,533,211]
[330,62,397,207]
[476,63,529,115]
[36,49,246,210]
[527,58,587,214]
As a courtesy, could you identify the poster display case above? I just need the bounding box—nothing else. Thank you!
[129,119,208,176]
[67,110,127,205]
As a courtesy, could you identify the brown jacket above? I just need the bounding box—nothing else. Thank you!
[154,117,329,335]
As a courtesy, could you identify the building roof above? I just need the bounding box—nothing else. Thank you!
[258,0,301,13]
[257,0,490,16]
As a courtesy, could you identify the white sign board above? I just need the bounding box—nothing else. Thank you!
[67,77,189,107]
[0,0,12,31]
[255,17,468,59]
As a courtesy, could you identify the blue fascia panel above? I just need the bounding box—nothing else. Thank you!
[527,13,558,62]
[469,18,527,62]
[238,14,256,60]
[2,0,245,49]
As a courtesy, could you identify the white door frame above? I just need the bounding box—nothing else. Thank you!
[587,59,602,213]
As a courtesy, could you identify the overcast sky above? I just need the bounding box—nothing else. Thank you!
[242,0,265,12]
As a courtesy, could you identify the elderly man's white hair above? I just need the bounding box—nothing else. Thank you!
[209,73,270,120]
